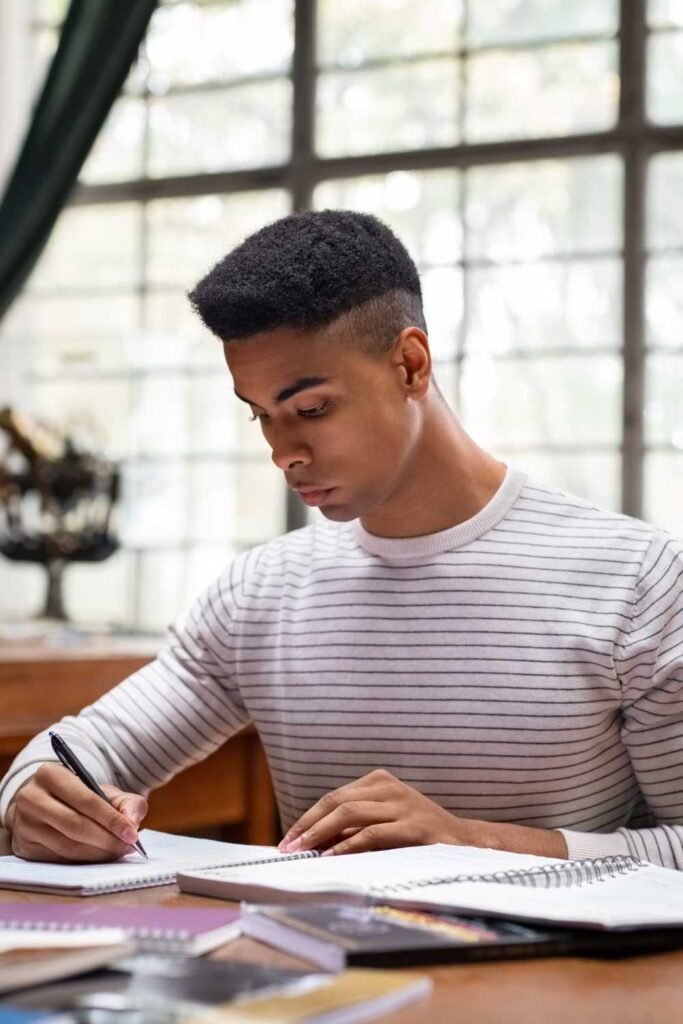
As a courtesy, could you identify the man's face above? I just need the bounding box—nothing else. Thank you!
[223,326,424,524]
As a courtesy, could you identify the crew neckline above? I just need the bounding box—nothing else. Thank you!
[354,467,527,559]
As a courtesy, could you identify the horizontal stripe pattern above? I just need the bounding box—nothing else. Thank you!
[2,470,682,869]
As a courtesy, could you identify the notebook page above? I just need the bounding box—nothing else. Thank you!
[192,843,566,893]
[0,830,280,892]
[397,863,683,929]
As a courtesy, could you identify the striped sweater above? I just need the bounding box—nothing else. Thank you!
[2,469,683,868]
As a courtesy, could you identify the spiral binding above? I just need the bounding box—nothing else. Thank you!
[84,849,320,894]
[368,855,645,897]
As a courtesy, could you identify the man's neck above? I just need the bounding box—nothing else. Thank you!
[360,405,507,540]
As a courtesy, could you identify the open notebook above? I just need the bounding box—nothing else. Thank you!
[0,830,317,897]
[178,844,683,932]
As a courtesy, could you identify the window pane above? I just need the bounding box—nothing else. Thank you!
[129,374,261,460]
[646,256,683,349]
[146,0,293,86]
[30,379,132,458]
[20,295,139,374]
[187,461,239,542]
[236,397,278,457]
[233,460,286,544]
[313,171,462,266]
[317,0,462,66]
[316,60,460,157]
[0,564,46,623]
[122,462,187,547]
[189,377,241,456]
[80,97,146,185]
[466,157,623,260]
[148,80,292,176]
[649,0,683,28]
[422,267,463,362]
[136,549,185,631]
[466,42,619,142]
[468,0,618,46]
[648,152,683,249]
[459,354,622,447]
[134,544,240,632]
[64,553,131,627]
[35,0,69,21]
[147,190,291,287]
[645,354,683,445]
[648,32,683,125]
[510,452,621,511]
[130,376,188,458]
[466,259,622,354]
[145,291,226,369]
[644,453,683,535]
[29,205,141,291]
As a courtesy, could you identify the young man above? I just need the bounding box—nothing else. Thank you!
[2,211,682,867]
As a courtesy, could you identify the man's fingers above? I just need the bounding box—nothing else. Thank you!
[12,818,130,864]
[9,763,144,862]
[284,801,391,853]
[104,787,148,830]
[41,765,139,845]
[321,822,406,857]
[12,789,133,860]
[279,784,379,851]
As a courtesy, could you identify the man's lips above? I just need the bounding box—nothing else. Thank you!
[295,486,334,507]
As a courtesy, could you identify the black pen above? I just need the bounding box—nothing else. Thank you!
[49,731,148,859]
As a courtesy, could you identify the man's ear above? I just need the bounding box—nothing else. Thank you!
[393,327,431,398]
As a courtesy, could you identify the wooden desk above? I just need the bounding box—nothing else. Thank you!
[0,637,278,845]
[0,874,681,1024]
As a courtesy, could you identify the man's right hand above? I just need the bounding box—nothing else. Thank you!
[5,762,148,863]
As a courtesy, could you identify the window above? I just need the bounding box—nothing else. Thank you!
[1,0,681,627]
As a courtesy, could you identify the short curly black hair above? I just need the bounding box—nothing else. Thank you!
[188,209,426,352]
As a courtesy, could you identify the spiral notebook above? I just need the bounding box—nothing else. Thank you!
[0,903,241,955]
[178,843,683,932]
[0,830,318,897]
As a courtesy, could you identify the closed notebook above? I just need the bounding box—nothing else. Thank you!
[240,902,683,971]
[0,903,240,956]
[9,953,430,1024]
[0,939,134,996]
[0,830,318,897]
[219,969,431,1024]
[178,843,683,931]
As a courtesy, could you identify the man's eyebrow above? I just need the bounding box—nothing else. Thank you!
[234,376,330,407]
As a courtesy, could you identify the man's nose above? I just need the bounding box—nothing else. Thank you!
[270,427,312,471]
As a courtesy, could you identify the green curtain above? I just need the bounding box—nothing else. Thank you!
[0,0,157,323]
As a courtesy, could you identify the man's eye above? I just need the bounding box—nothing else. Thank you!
[298,402,329,418]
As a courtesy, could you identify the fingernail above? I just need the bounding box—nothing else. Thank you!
[321,849,335,857]
[286,836,303,852]
[122,827,138,845]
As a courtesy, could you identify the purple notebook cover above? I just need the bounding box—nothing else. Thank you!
[0,902,239,937]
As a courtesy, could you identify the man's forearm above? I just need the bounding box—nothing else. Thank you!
[459,816,569,859]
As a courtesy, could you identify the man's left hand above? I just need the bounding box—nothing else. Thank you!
[279,769,481,856]
[278,769,569,859]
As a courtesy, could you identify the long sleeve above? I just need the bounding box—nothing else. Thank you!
[560,531,683,868]
[0,559,253,824]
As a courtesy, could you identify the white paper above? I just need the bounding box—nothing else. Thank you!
[185,843,683,930]
[0,829,280,893]
[0,928,128,952]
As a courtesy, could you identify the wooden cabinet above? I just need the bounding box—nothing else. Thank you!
[0,637,278,844]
